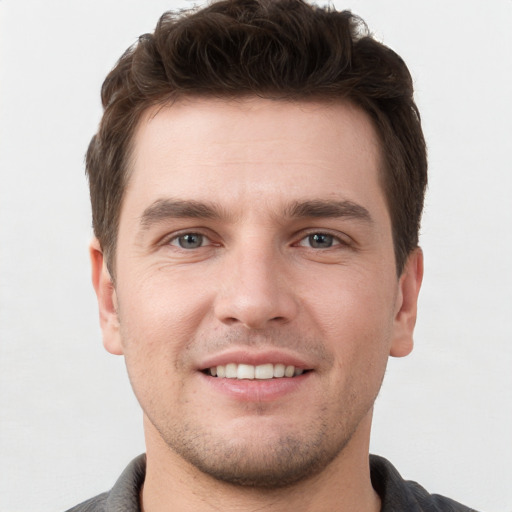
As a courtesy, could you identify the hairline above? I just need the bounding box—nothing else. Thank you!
[104,92,403,278]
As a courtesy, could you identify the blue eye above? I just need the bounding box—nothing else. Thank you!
[307,233,335,248]
[171,233,205,249]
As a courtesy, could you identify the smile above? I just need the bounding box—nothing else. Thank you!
[206,363,306,379]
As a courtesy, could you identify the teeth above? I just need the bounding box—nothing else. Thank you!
[225,363,237,378]
[284,365,295,377]
[237,364,255,379]
[208,363,306,379]
[273,363,285,378]
[254,363,273,379]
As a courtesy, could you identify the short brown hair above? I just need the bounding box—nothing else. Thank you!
[86,0,427,275]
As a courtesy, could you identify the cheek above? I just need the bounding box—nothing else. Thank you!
[306,267,397,334]
[115,272,214,373]
[304,269,397,375]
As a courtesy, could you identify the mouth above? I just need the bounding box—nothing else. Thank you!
[203,363,310,380]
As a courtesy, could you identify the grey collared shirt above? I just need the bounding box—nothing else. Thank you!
[65,454,479,511]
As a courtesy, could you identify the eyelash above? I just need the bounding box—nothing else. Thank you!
[167,232,214,249]
[295,232,347,249]
[164,230,349,250]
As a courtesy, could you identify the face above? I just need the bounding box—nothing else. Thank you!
[92,98,422,488]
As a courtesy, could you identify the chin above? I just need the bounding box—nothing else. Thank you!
[157,416,355,489]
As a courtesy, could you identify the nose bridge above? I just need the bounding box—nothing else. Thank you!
[214,233,298,329]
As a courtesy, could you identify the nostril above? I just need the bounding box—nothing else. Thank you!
[223,317,240,326]
[270,316,289,323]
[214,289,298,329]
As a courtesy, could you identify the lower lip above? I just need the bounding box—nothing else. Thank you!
[199,371,311,402]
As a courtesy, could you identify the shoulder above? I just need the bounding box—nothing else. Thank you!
[370,455,480,512]
[64,492,108,512]
[64,454,146,512]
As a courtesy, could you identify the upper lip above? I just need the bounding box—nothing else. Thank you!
[198,348,314,371]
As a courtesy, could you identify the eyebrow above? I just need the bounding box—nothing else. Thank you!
[285,199,373,223]
[139,199,224,230]
[138,197,373,231]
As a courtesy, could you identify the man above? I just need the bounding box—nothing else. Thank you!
[68,0,477,510]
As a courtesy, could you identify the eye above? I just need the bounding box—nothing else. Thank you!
[298,233,340,249]
[169,233,208,249]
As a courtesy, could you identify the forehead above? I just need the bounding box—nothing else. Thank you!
[126,97,387,219]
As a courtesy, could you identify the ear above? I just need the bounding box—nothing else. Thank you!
[390,248,424,358]
[90,238,123,355]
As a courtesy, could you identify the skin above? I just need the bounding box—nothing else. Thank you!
[91,97,423,512]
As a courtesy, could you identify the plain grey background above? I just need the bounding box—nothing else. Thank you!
[0,1,511,511]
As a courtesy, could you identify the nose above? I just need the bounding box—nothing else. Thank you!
[213,242,299,330]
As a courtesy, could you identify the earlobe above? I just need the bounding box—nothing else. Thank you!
[90,238,124,356]
[390,248,424,358]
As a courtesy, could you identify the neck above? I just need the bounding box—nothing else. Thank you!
[140,414,381,512]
